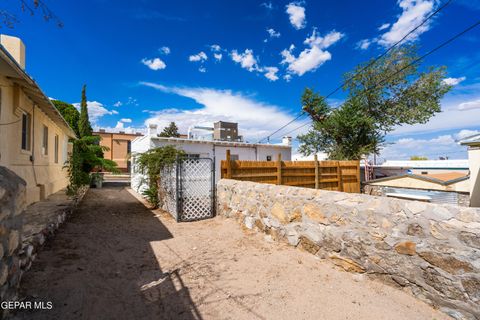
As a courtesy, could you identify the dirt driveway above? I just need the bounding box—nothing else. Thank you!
[15,184,450,320]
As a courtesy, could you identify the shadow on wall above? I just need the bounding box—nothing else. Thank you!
[15,184,202,320]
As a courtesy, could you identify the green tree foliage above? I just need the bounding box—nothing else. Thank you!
[52,99,80,137]
[135,146,185,207]
[159,122,181,138]
[410,155,428,160]
[78,84,93,138]
[299,46,452,160]
[66,136,119,195]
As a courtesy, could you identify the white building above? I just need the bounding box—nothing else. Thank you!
[131,124,292,192]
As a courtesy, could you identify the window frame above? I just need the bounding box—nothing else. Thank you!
[42,125,49,156]
[21,111,31,151]
[54,134,59,163]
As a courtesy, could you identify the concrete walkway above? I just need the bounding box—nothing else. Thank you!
[15,184,450,320]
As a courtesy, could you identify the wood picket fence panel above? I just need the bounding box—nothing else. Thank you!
[221,151,360,193]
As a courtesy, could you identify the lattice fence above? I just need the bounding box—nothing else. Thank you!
[158,158,214,222]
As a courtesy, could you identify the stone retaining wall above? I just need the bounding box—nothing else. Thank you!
[217,179,480,319]
[0,167,26,316]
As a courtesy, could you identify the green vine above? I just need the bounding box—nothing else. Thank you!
[134,145,185,207]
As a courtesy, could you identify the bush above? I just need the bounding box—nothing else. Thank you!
[134,145,185,207]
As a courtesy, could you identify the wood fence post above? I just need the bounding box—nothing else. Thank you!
[336,161,344,192]
[226,149,232,179]
[276,153,282,185]
[314,154,319,189]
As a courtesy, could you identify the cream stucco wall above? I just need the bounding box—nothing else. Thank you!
[0,75,70,205]
[468,147,480,207]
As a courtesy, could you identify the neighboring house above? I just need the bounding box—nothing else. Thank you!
[93,130,143,172]
[0,35,77,205]
[361,159,469,181]
[364,172,470,206]
[131,124,292,192]
[460,134,480,207]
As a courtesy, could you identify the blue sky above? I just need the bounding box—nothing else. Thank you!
[3,0,480,160]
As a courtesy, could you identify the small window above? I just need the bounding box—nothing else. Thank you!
[127,140,131,154]
[421,171,428,175]
[230,154,239,161]
[266,155,272,161]
[54,134,59,163]
[42,125,49,155]
[21,112,31,151]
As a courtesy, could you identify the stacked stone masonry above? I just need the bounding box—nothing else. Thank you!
[217,179,480,319]
[0,167,26,317]
[0,166,87,318]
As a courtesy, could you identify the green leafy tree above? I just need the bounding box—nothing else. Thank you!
[66,136,119,195]
[78,84,93,138]
[410,155,428,160]
[52,100,80,137]
[159,122,180,138]
[299,45,452,160]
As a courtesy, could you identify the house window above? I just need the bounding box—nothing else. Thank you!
[54,134,59,163]
[42,125,49,155]
[266,155,272,161]
[21,112,31,151]
[230,154,239,161]
[127,140,131,154]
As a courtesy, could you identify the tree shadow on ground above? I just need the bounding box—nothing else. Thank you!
[14,183,202,320]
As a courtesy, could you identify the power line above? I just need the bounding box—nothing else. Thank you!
[324,0,453,99]
[257,0,453,144]
[272,18,480,141]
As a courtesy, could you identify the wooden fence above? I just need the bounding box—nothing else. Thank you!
[221,151,360,193]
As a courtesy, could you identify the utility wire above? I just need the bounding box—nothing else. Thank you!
[257,0,453,144]
[271,19,480,141]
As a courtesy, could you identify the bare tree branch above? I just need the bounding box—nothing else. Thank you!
[1,0,63,28]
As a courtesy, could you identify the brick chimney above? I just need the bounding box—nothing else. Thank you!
[0,35,26,69]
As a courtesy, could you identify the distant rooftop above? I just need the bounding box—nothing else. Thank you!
[378,159,469,169]
[459,133,480,146]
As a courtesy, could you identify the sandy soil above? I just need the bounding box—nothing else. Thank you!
[15,184,450,320]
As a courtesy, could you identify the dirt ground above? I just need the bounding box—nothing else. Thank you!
[15,184,450,320]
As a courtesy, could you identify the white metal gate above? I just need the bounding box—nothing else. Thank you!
[159,158,215,222]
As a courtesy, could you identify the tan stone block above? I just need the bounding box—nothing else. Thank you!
[429,221,448,240]
[303,203,329,225]
[298,236,320,254]
[394,241,416,256]
[329,255,366,273]
[254,219,266,232]
[290,207,302,222]
[418,251,473,275]
[270,202,289,224]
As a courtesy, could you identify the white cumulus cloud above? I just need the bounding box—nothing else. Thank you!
[267,28,281,38]
[378,0,436,47]
[378,23,390,31]
[263,67,279,81]
[281,30,343,77]
[120,118,132,123]
[210,44,221,52]
[356,39,372,50]
[140,82,295,141]
[214,53,223,61]
[73,101,118,123]
[189,51,208,62]
[458,99,480,111]
[286,2,306,30]
[141,57,166,70]
[443,77,466,86]
[231,49,259,72]
[159,46,170,55]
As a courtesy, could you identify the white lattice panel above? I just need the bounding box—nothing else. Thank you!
[179,159,213,221]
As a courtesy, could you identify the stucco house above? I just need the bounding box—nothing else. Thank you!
[460,133,480,207]
[131,124,292,192]
[0,35,77,205]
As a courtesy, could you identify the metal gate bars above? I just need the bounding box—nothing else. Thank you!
[159,158,215,222]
